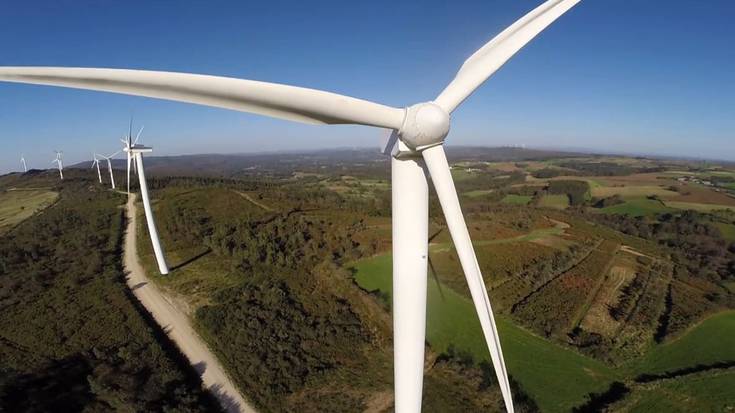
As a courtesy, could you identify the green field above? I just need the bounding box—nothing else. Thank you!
[635,310,735,375]
[538,194,569,210]
[665,201,735,213]
[599,198,673,217]
[501,194,532,205]
[619,370,735,412]
[0,189,58,234]
[464,189,494,198]
[351,254,618,413]
[591,185,678,199]
[714,222,735,242]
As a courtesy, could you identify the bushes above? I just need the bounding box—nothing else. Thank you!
[0,183,217,412]
[548,180,590,206]
[196,279,365,411]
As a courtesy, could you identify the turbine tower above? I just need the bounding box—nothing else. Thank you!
[52,151,64,180]
[20,154,27,173]
[91,152,102,183]
[122,127,169,275]
[0,1,581,411]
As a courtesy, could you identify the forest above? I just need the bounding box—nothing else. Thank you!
[0,179,219,412]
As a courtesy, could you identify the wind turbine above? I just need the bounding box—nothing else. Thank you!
[91,152,102,183]
[52,151,64,180]
[122,126,169,275]
[98,151,119,189]
[0,1,581,411]
[122,122,144,194]
[20,154,27,173]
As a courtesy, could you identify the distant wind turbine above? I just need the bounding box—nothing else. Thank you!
[122,125,169,275]
[52,151,64,180]
[91,152,102,183]
[98,151,119,189]
[20,154,27,173]
[0,1,582,411]
[122,121,144,193]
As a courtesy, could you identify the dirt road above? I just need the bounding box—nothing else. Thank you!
[123,195,256,413]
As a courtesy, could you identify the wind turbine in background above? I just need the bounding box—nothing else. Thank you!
[52,151,64,180]
[121,126,169,275]
[98,151,119,189]
[20,154,27,173]
[122,121,143,193]
[91,152,102,183]
[0,0,581,411]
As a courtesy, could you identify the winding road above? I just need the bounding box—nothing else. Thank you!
[123,195,256,413]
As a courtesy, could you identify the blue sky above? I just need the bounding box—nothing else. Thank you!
[1,0,734,173]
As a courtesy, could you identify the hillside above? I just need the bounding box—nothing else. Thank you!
[3,149,735,412]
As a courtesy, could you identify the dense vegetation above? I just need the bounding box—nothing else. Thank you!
[141,183,531,412]
[0,178,218,412]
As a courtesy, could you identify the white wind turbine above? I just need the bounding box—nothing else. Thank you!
[0,1,581,411]
[20,154,27,173]
[121,124,169,275]
[98,151,120,189]
[52,151,64,180]
[122,121,143,194]
[91,152,102,183]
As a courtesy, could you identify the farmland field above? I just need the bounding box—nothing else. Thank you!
[351,253,619,413]
[538,194,569,209]
[0,188,58,234]
[665,201,735,212]
[501,194,532,205]
[599,198,673,217]
[714,222,735,242]
[617,370,735,412]
[591,185,678,199]
[634,311,735,375]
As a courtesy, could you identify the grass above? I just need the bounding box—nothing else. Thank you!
[464,189,495,198]
[599,198,673,217]
[591,185,679,199]
[634,310,735,375]
[665,201,735,212]
[351,254,619,413]
[714,222,735,242]
[538,194,569,210]
[501,194,532,205]
[0,189,58,234]
[620,370,735,413]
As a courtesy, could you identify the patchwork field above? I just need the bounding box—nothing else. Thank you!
[0,188,58,234]
[351,254,619,413]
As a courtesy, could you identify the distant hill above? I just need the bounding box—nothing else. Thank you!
[69,146,586,178]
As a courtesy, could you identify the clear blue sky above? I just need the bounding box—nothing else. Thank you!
[1,0,734,173]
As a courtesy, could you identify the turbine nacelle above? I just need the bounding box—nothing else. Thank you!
[124,144,153,154]
[397,102,451,152]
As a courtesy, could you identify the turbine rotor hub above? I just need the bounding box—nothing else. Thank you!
[398,102,450,151]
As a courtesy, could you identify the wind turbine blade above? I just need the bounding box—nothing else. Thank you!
[134,126,144,145]
[0,67,405,129]
[421,145,514,413]
[435,0,580,113]
[108,150,121,158]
